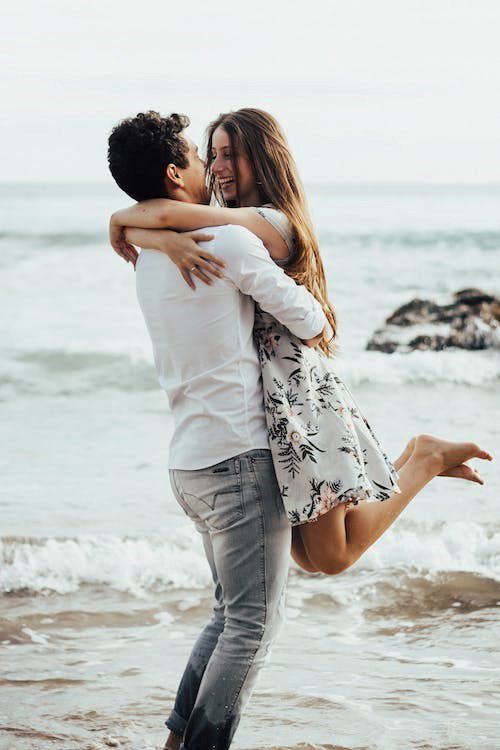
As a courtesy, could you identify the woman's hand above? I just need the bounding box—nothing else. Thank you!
[301,322,332,348]
[153,230,225,289]
[109,219,138,265]
[301,332,323,348]
[120,226,226,289]
[109,216,225,289]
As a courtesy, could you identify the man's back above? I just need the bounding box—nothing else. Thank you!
[136,225,268,469]
[135,223,327,470]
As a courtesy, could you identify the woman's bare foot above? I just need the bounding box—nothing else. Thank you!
[441,463,485,484]
[412,434,492,478]
[394,435,489,483]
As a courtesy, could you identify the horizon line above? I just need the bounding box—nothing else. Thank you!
[1,180,500,189]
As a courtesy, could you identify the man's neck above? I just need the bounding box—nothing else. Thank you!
[167,187,195,204]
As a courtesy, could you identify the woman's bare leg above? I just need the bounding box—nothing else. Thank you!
[392,436,416,471]
[290,434,489,573]
[290,437,418,574]
[289,437,416,573]
[298,434,492,575]
[291,525,320,572]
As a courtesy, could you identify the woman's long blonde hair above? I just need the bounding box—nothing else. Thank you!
[205,108,337,356]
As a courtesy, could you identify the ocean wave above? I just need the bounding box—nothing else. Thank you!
[1,228,499,252]
[357,520,500,576]
[0,230,105,247]
[0,532,211,596]
[0,348,157,397]
[319,229,500,252]
[335,349,500,387]
[1,346,498,400]
[1,521,499,598]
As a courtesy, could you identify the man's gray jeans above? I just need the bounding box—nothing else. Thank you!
[166,448,291,750]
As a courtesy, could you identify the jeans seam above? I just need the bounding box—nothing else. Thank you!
[226,460,267,718]
[170,469,184,502]
[251,459,268,632]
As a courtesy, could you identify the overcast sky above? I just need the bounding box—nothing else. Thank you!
[2,0,499,183]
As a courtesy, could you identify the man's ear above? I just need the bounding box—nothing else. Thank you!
[165,162,184,190]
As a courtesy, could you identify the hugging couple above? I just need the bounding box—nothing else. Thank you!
[107,108,490,750]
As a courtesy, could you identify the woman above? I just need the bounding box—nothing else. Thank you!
[110,108,491,575]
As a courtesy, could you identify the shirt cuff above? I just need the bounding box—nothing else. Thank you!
[291,309,327,340]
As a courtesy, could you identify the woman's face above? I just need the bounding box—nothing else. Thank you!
[210,126,259,206]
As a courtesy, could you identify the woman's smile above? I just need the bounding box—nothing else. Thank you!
[218,175,236,197]
[210,124,261,205]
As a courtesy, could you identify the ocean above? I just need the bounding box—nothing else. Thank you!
[1,183,499,750]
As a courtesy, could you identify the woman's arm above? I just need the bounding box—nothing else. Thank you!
[302,329,325,348]
[302,323,332,348]
[110,199,289,262]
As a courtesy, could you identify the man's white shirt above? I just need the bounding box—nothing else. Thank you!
[135,224,327,470]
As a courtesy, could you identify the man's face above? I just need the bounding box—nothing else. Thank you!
[177,137,209,204]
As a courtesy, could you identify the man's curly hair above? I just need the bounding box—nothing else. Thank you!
[108,111,190,201]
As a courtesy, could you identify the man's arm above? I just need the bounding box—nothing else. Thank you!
[216,225,328,341]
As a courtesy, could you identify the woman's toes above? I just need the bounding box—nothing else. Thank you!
[477,448,493,461]
[440,463,485,485]
[462,442,492,461]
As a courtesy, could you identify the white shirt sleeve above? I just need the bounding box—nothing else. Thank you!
[214,224,327,339]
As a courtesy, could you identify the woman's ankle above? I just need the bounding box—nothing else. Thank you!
[411,434,444,476]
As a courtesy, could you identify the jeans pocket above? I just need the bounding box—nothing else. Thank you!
[211,483,245,530]
[182,479,244,531]
[172,458,246,531]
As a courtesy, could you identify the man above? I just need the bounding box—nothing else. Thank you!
[107,111,327,750]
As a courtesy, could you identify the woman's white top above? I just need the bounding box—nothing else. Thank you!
[252,204,295,266]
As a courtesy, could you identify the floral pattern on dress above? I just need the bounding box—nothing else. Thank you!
[253,306,401,526]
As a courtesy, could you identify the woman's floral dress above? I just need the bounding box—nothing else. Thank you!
[252,206,401,526]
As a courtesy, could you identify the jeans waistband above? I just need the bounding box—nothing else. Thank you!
[240,448,272,460]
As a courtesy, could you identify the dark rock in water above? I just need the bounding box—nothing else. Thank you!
[367,288,500,353]
[407,334,449,352]
[386,299,442,327]
[367,339,400,354]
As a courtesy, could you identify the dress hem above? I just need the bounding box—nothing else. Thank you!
[289,477,401,527]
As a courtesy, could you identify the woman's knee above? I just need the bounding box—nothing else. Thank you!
[308,549,353,576]
[291,544,320,572]
[291,528,321,573]
[297,557,321,573]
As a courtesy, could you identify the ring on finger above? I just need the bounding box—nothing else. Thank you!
[190,265,197,272]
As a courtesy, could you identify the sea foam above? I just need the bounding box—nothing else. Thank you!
[336,349,499,387]
[1,520,498,597]
[1,346,498,401]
